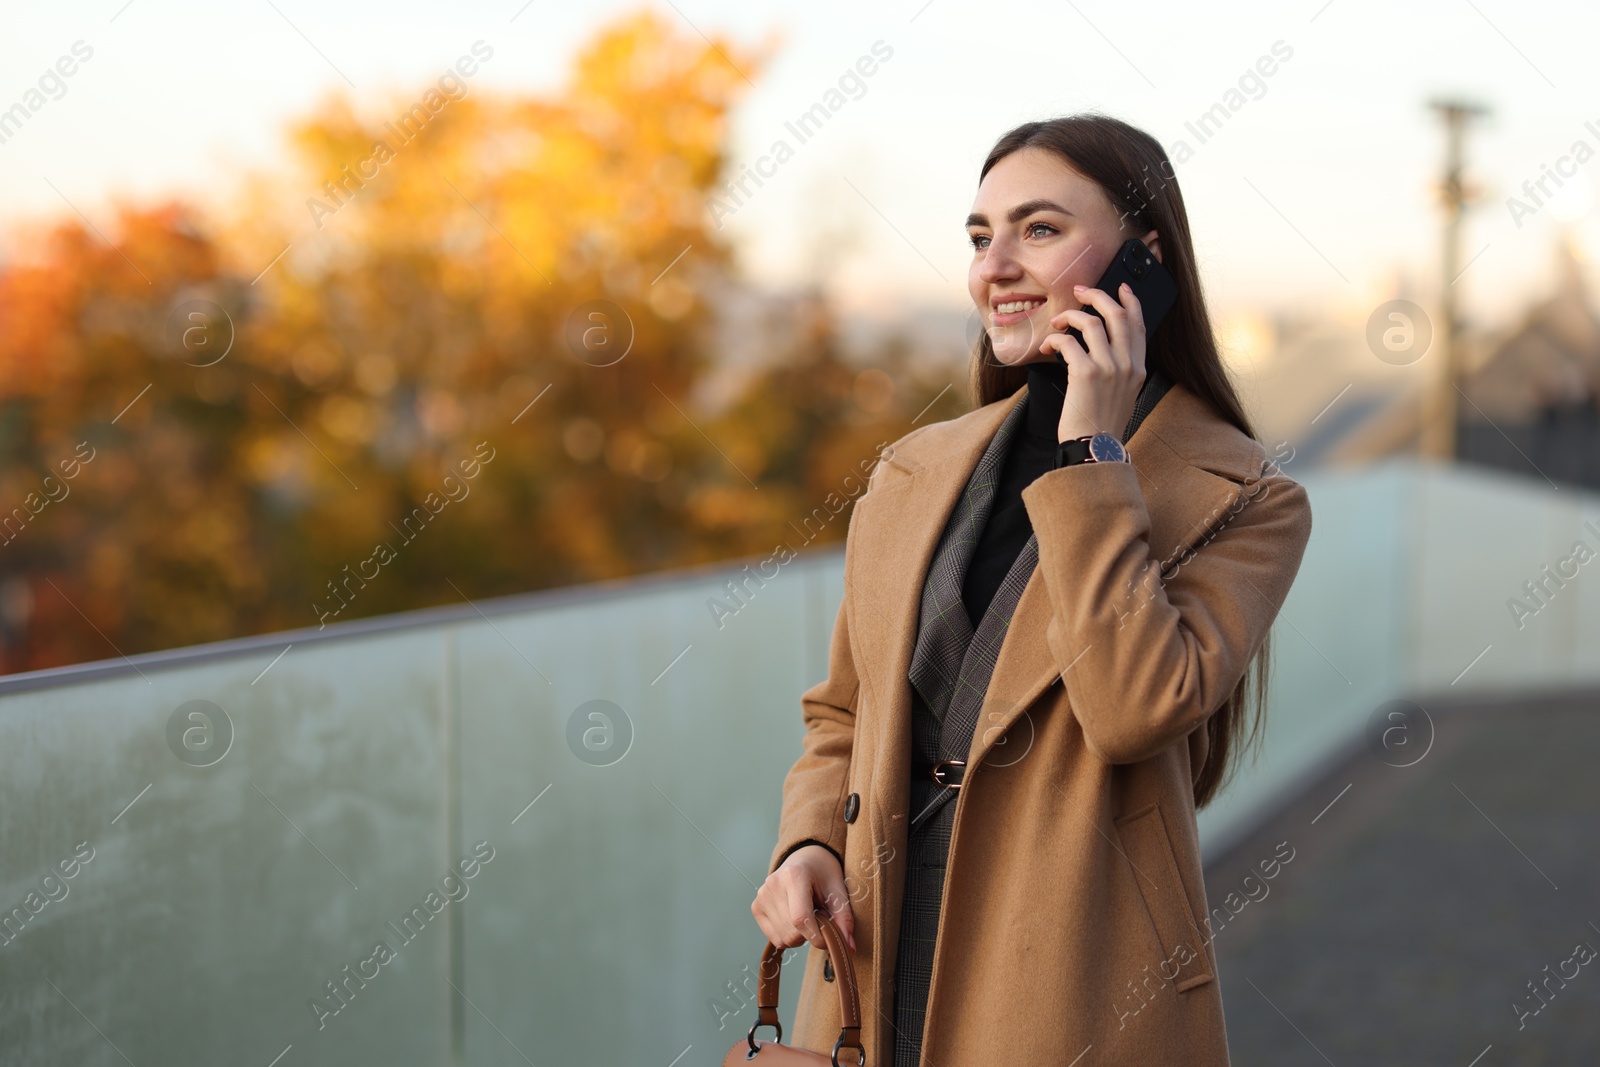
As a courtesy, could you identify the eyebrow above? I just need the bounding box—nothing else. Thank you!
[965,198,1074,229]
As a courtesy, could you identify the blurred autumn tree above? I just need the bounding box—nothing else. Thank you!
[0,10,959,675]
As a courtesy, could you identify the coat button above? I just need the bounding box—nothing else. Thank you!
[843,792,860,824]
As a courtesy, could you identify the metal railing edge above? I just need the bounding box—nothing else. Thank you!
[0,543,847,698]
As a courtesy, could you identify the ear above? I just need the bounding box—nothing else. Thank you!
[1140,228,1163,265]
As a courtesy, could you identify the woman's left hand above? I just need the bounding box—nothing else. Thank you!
[1038,282,1147,444]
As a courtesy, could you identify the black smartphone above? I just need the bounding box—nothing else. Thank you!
[1058,237,1178,362]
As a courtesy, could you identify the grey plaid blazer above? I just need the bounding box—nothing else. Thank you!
[891,367,1172,1066]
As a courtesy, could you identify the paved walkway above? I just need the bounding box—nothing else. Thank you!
[1204,687,1600,1066]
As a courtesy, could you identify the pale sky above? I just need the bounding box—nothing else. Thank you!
[2,0,1598,334]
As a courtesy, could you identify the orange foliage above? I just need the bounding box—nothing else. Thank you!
[0,11,951,675]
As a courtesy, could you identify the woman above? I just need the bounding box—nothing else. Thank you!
[750,114,1312,1066]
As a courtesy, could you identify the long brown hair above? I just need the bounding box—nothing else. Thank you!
[970,114,1268,809]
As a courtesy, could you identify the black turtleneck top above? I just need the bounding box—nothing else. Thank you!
[958,359,1068,628]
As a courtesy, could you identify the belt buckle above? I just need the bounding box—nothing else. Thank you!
[930,759,965,789]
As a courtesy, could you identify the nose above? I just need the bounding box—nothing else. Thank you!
[978,235,1022,286]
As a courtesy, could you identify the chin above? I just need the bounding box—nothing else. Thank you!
[988,332,1044,367]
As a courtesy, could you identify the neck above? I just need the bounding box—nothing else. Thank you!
[1022,359,1067,443]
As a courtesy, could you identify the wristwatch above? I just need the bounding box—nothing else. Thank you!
[1056,431,1129,467]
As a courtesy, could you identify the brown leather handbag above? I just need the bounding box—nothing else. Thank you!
[722,907,865,1066]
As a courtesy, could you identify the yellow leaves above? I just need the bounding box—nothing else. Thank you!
[721,435,768,481]
[558,416,673,482]
[193,365,240,405]
[572,11,692,99]
[562,417,605,463]
[291,341,342,387]
[496,374,545,422]
[686,483,765,530]
[499,8,763,268]
[237,10,758,311]
[353,353,397,396]
[245,433,302,486]
[648,276,695,320]
[318,394,377,446]
[0,8,900,673]
[603,426,672,482]
[853,368,896,414]
[288,92,366,169]
[85,538,131,598]
[414,389,464,442]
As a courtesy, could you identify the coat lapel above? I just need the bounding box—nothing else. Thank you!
[844,391,1020,828]
[847,380,1256,816]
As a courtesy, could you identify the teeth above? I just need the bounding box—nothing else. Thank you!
[995,300,1044,314]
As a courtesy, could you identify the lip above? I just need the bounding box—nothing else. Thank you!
[989,293,1048,328]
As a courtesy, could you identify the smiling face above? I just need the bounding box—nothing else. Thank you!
[966,146,1160,366]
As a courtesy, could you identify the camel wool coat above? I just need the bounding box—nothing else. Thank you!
[766,378,1314,1066]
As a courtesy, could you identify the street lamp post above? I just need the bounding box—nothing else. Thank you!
[1422,97,1489,461]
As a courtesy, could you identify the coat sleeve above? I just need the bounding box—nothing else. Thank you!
[767,589,860,876]
[1019,456,1312,765]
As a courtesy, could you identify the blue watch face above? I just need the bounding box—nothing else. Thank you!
[1088,432,1126,463]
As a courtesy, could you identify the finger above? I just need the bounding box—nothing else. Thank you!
[817,879,857,952]
[1044,309,1112,369]
[1046,306,1108,338]
[1073,283,1128,329]
[1074,285,1133,371]
[1038,330,1087,364]
[753,882,794,948]
[784,875,824,949]
[1118,282,1148,375]
[1089,285,1131,368]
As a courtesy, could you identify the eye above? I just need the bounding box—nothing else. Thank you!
[1026,221,1058,239]
[968,232,990,250]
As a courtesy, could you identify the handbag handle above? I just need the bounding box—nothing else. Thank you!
[747,907,864,1066]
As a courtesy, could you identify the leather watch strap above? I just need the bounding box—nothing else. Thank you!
[1056,437,1092,467]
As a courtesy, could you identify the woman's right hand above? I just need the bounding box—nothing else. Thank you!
[751,844,857,952]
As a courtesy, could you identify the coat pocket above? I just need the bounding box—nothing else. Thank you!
[1114,801,1214,992]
